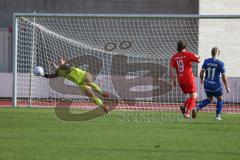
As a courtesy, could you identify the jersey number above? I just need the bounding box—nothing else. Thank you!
[176,60,184,73]
[206,67,216,80]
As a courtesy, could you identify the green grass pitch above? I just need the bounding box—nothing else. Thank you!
[0,108,240,160]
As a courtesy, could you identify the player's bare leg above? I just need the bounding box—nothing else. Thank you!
[81,85,109,113]
[84,72,109,98]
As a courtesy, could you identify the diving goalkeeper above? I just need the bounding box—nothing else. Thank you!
[43,58,109,113]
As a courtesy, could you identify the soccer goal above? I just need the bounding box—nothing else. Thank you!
[13,13,240,113]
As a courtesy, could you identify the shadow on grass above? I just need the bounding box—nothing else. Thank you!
[55,94,119,121]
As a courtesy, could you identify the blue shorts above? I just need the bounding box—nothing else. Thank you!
[205,88,223,98]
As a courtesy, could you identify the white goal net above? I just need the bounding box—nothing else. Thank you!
[13,14,240,113]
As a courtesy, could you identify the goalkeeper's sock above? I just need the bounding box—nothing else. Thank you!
[81,85,103,107]
[89,82,103,94]
[91,95,103,107]
[198,99,211,110]
[185,97,196,115]
[216,100,223,116]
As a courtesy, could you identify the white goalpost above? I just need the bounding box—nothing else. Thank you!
[13,13,240,113]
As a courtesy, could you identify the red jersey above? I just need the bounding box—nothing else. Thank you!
[170,51,200,83]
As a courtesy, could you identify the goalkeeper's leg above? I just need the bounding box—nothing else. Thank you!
[81,85,108,113]
[84,72,109,98]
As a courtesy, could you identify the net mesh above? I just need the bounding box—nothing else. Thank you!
[15,15,240,113]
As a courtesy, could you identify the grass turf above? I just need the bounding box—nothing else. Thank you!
[0,108,240,160]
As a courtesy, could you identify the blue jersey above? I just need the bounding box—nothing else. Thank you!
[202,58,225,92]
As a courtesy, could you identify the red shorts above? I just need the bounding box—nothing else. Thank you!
[179,81,196,94]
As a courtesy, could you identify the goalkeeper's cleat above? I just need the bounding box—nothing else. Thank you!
[101,104,109,113]
[216,114,222,120]
[180,105,185,115]
[191,108,197,119]
[102,92,110,98]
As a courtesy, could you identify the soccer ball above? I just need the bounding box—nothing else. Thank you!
[33,66,44,76]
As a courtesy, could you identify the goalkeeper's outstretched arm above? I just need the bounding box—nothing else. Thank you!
[44,58,72,78]
[44,71,59,79]
[43,58,73,79]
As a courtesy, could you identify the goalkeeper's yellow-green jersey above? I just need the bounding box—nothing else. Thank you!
[58,67,86,85]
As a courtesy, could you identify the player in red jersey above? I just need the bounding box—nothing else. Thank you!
[170,40,200,118]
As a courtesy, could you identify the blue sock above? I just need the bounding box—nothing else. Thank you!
[198,99,211,110]
[216,100,223,116]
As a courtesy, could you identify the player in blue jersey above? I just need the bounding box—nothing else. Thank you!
[195,47,230,120]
